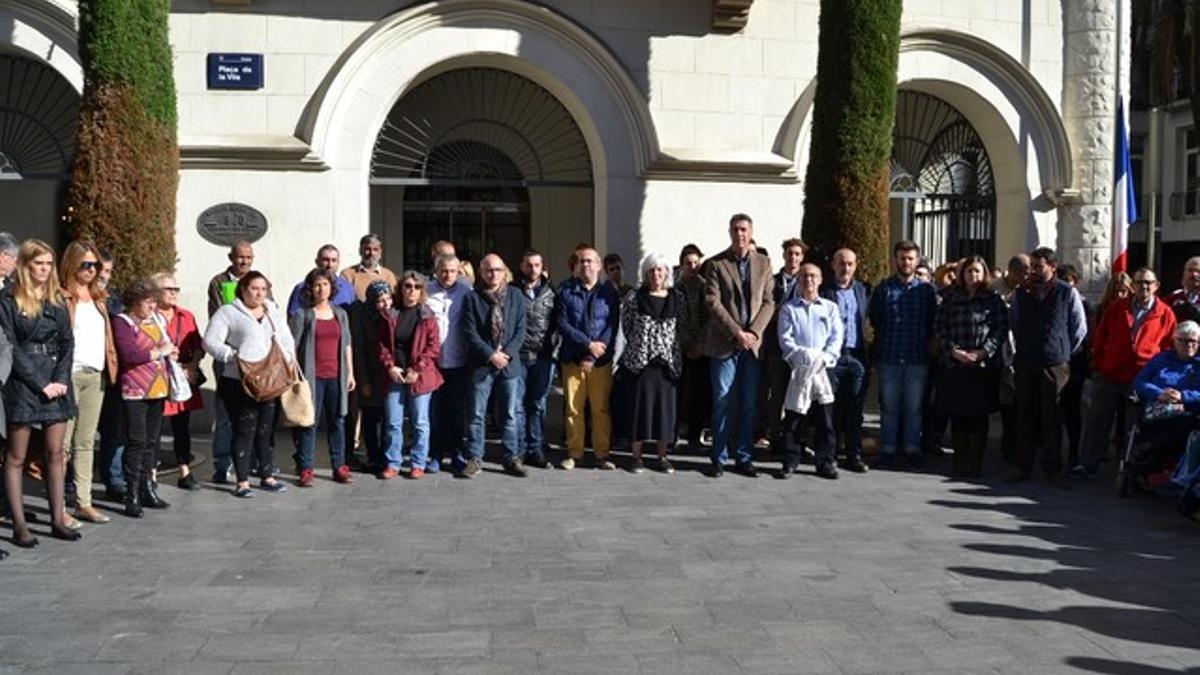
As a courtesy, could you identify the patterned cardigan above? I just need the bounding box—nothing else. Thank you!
[618,288,686,379]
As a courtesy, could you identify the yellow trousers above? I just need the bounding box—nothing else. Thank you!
[562,362,613,460]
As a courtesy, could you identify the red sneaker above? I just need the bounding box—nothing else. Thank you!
[334,465,355,484]
[377,467,399,480]
[298,469,315,488]
[409,467,425,480]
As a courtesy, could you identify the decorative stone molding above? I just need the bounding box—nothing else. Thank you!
[645,148,796,184]
[0,0,82,91]
[179,135,327,171]
[1060,0,1119,292]
[712,0,754,32]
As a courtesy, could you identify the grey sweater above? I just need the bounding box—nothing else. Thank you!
[203,299,296,380]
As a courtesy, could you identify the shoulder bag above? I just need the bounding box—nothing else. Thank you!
[237,312,294,402]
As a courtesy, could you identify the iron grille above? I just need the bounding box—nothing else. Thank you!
[371,68,593,187]
[0,55,78,179]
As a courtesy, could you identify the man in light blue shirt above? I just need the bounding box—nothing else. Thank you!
[777,263,843,480]
[426,254,473,472]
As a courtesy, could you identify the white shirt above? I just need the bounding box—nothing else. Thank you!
[425,279,472,369]
[72,300,107,372]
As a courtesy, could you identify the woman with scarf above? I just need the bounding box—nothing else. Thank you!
[618,253,686,474]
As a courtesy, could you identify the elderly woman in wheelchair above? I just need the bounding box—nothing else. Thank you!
[1119,321,1200,495]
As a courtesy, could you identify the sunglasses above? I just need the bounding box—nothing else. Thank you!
[401,283,424,290]
[79,261,100,271]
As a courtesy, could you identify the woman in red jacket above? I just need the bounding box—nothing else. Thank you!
[152,273,205,491]
[375,275,442,479]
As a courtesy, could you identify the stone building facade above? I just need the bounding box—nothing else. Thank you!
[1,0,1131,315]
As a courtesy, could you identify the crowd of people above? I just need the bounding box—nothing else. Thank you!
[1,214,1199,559]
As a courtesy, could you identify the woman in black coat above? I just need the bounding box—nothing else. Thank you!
[1,239,80,548]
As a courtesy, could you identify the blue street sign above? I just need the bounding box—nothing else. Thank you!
[207,53,264,90]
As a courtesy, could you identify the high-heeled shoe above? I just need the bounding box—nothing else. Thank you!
[49,524,82,541]
[12,533,39,548]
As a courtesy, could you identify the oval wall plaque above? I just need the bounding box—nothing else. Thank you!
[196,203,268,246]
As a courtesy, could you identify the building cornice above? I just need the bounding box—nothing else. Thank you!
[179,134,328,171]
[645,149,796,184]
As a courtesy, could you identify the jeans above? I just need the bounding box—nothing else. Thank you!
[518,355,555,459]
[123,398,165,487]
[211,390,234,477]
[98,384,126,490]
[828,348,868,458]
[217,377,276,484]
[467,366,520,463]
[431,367,467,466]
[293,377,347,472]
[710,350,761,467]
[877,362,928,456]
[383,383,431,470]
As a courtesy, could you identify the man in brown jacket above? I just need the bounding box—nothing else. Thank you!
[702,213,775,477]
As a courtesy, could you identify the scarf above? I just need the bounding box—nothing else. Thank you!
[482,283,507,348]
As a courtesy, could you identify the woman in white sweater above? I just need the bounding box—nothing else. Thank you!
[203,271,296,498]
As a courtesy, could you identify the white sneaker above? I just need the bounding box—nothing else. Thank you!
[560,457,576,471]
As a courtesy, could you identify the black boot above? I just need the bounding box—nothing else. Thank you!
[124,489,144,518]
[140,479,170,510]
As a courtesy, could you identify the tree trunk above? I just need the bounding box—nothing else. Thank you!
[800,0,903,283]
[69,0,178,289]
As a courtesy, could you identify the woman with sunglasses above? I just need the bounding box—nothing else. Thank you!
[59,240,118,525]
[1,239,81,548]
[288,267,355,487]
[377,272,441,479]
[151,273,205,490]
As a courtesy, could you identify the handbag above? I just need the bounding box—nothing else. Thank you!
[237,313,294,402]
[280,369,315,427]
[166,359,193,403]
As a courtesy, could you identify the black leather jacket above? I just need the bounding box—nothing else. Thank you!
[517,275,556,363]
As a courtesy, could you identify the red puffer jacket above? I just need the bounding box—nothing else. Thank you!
[1091,296,1177,384]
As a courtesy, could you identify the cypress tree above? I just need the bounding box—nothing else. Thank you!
[801,0,903,282]
[69,0,178,289]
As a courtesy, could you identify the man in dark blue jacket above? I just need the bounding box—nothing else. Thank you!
[555,247,620,470]
[461,254,527,478]
[820,248,871,473]
[516,250,557,469]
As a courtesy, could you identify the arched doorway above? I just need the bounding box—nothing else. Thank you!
[889,90,996,266]
[0,53,78,246]
[369,67,594,273]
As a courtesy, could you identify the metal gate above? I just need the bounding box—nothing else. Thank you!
[891,91,996,266]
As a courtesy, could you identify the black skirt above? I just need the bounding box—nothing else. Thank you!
[629,363,677,443]
[936,366,999,417]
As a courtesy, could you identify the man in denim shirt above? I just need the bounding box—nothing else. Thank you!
[868,240,937,469]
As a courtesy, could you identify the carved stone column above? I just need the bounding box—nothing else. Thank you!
[1059,0,1120,295]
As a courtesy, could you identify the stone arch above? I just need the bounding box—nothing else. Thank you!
[0,0,82,92]
[301,0,660,254]
[776,28,1073,196]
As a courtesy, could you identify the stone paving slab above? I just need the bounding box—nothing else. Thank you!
[3,438,1200,674]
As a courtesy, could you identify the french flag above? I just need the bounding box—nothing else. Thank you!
[1112,96,1138,274]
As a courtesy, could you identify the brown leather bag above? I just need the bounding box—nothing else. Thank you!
[237,313,294,402]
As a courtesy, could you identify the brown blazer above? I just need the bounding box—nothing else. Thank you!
[702,247,775,359]
[63,290,119,384]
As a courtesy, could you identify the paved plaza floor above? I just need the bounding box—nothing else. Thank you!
[2,442,1199,675]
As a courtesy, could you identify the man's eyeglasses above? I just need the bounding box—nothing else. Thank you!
[1178,338,1200,346]
[79,261,100,271]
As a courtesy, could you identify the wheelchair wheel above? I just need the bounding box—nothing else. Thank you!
[1115,464,1133,498]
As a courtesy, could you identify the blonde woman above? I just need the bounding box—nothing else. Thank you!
[0,240,80,548]
[60,239,117,525]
